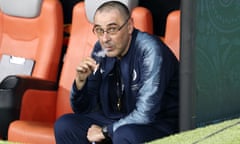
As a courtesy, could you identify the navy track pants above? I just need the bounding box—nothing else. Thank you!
[54,113,168,144]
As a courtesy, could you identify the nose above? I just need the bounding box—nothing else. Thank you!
[101,32,111,42]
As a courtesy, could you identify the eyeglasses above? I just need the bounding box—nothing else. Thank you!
[92,17,130,36]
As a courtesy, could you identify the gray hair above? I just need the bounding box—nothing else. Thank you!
[95,1,130,20]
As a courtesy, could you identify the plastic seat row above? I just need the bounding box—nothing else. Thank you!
[0,0,155,143]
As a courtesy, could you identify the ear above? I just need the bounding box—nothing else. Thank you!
[128,17,134,34]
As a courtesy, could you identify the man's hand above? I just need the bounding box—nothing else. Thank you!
[75,57,98,90]
[87,124,105,143]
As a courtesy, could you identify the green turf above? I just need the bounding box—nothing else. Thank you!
[0,141,21,144]
[148,118,240,144]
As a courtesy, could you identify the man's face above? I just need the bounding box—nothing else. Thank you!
[93,9,133,58]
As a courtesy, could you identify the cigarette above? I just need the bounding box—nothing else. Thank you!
[93,65,98,75]
[93,49,106,75]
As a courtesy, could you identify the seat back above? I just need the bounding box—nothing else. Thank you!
[84,0,139,23]
[131,7,153,34]
[56,2,95,118]
[0,0,63,82]
[164,10,180,60]
[56,1,153,118]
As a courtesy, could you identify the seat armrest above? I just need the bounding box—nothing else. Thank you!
[0,75,57,90]
[0,75,57,109]
[0,75,57,139]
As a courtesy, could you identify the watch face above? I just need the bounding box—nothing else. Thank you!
[102,126,108,133]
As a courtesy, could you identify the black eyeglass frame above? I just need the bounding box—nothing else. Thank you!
[92,16,130,36]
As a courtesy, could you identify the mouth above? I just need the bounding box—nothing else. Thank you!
[104,47,114,52]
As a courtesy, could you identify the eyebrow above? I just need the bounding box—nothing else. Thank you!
[93,22,118,29]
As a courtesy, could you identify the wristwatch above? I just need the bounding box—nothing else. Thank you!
[101,126,109,138]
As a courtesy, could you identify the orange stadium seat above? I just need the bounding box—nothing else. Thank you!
[7,1,153,144]
[0,0,63,82]
[162,10,181,60]
[0,0,63,139]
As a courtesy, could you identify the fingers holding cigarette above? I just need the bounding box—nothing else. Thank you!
[76,57,97,73]
[75,57,98,89]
